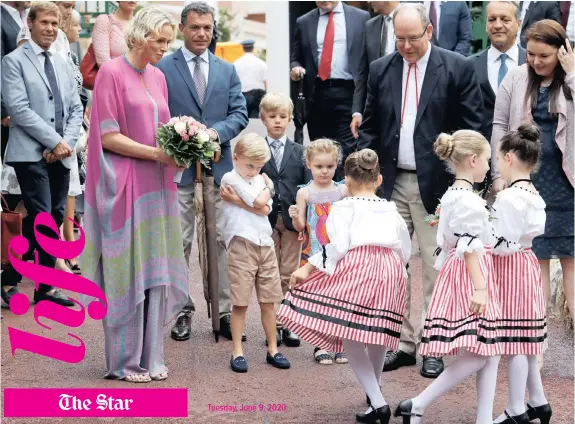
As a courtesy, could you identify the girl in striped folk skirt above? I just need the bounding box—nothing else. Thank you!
[278,150,411,424]
[491,125,551,424]
[395,131,501,424]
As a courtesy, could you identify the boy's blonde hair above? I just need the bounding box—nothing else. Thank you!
[234,133,271,162]
[434,130,489,172]
[304,138,342,165]
[259,93,294,118]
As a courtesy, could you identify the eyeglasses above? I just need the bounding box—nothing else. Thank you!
[394,28,428,45]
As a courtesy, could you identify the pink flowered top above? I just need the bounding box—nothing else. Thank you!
[92,14,130,67]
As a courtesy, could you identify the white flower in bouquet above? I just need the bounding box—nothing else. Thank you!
[196,130,210,144]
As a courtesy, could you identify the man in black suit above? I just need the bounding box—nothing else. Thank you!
[350,1,399,139]
[519,1,562,47]
[468,1,527,198]
[290,1,370,177]
[1,1,31,161]
[425,1,472,56]
[359,3,484,379]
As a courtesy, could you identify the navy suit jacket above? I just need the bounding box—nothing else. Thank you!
[467,46,527,141]
[519,1,562,47]
[157,49,248,186]
[432,1,472,56]
[358,45,484,213]
[290,4,370,103]
[1,10,21,119]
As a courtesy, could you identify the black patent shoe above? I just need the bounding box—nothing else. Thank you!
[495,410,530,423]
[265,327,282,347]
[171,313,192,341]
[356,405,391,424]
[420,356,444,378]
[394,400,423,424]
[527,403,552,424]
[217,315,247,342]
[282,327,301,347]
[1,286,20,309]
[382,350,416,372]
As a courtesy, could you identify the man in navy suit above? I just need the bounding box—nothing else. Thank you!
[290,1,370,177]
[157,1,248,342]
[518,1,562,47]
[468,1,526,199]
[425,1,472,56]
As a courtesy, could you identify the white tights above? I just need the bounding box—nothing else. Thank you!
[342,339,387,411]
[409,351,501,424]
[493,355,548,423]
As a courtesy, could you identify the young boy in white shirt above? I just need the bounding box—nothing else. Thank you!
[220,133,291,373]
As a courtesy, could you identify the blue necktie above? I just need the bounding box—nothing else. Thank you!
[498,53,508,87]
[42,51,63,137]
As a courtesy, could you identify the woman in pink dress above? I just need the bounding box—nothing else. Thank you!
[91,1,137,67]
[82,7,188,383]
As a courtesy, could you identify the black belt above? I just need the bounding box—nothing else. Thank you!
[397,168,417,174]
[314,78,354,88]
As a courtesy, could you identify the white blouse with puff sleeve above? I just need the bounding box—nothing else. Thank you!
[492,187,546,256]
[308,197,411,275]
[435,188,495,270]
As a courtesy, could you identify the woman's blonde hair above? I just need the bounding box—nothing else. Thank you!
[125,7,177,50]
[434,130,489,171]
[234,133,271,162]
[304,138,342,164]
[259,93,294,119]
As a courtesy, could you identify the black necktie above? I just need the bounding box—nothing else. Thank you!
[42,51,63,137]
[380,16,389,58]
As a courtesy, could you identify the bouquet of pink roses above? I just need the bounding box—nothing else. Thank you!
[156,116,220,169]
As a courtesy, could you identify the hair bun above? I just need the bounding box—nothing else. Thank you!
[434,133,455,161]
[358,149,378,170]
[516,123,540,143]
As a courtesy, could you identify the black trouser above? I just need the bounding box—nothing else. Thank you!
[243,89,266,119]
[10,160,69,296]
[306,79,356,181]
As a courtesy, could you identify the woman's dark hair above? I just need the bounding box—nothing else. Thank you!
[344,149,379,185]
[499,123,541,168]
[524,19,573,111]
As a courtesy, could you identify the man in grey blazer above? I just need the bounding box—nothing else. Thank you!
[157,2,248,342]
[350,1,399,139]
[290,1,370,177]
[2,2,82,307]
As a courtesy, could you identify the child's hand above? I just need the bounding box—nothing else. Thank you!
[288,205,299,218]
[469,289,487,315]
[262,173,273,188]
[290,266,311,288]
[220,185,240,204]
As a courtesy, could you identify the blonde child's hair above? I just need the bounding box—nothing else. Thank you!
[345,149,380,185]
[233,133,271,162]
[434,130,489,172]
[304,138,342,165]
[259,93,294,118]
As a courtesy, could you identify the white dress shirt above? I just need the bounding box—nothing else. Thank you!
[181,45,210,85]
[566,1,575,41]
[398,43,431,171]
[487,44,519,94]
[381,12,396,56]
[267,135,287,160]
[28,39,59,83]
[234,52,267,92]
[425,1,441,38]
[220,169,274,249]
[316,1,353,80]
[1,3,27,27]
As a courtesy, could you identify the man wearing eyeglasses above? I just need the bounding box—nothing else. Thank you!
[358,2,483,379]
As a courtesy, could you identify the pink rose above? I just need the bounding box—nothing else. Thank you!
[181,134,190,141]
[188,127,197,136]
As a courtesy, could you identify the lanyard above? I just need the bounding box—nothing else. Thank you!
[401,63,419,127]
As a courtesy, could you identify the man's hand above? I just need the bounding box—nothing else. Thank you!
[220,184,242,205]
[43,151,58,163]
[1,117,10,127]
[350,115,362,139]
[290,67,305,81]
[52,141,72,159]
[492,178,506,195]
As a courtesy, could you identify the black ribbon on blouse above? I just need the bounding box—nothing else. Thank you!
[322,245,327,269]
[453,233,479,248]
[494,236,510,249]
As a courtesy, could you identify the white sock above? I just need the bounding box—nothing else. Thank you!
[526,355,548,407]
[342,339,386,410]
[367,344,387,388]
[410,351,488,423]
[476,356,501,424]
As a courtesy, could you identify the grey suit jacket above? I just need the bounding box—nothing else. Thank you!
[290,4,370,103]
[352,14,395,115]
[1,10,22,119]
[2,43,83,169]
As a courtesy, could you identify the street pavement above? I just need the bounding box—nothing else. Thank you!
[2,236,573,424]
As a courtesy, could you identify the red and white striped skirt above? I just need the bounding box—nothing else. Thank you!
[419,247,502,357]
[277,246,407,353]
[494,249,548,355]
